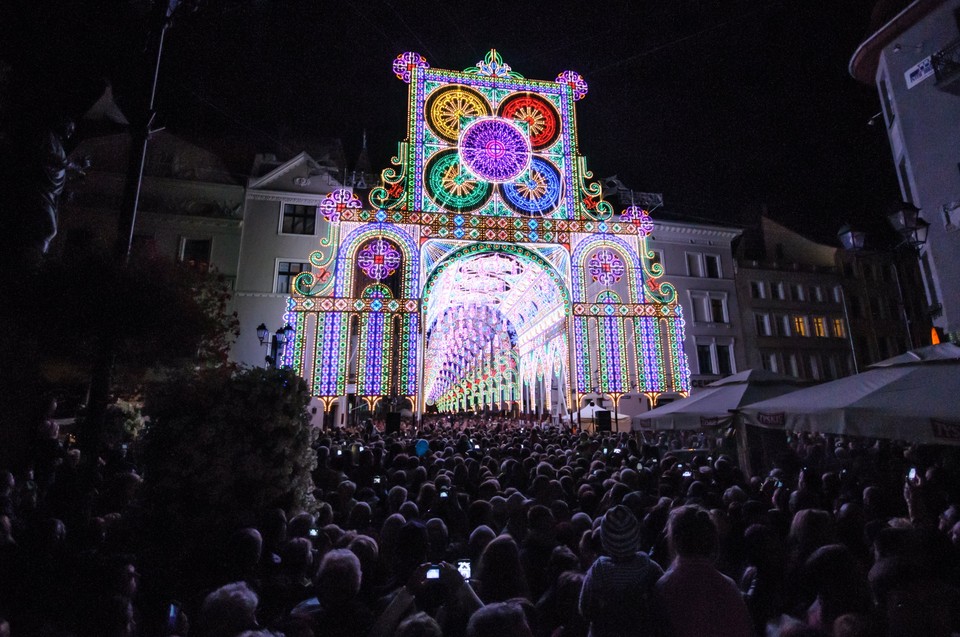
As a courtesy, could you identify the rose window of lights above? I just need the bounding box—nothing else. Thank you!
[588,249,625,285]
[458,118,531,183]
[357,239,401,281]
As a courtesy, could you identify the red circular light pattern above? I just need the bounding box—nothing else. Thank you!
[498,94,560,151]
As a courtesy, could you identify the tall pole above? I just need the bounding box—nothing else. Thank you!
[83,0,177,457]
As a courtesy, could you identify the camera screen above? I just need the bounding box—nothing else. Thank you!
[426,567,441,580]
[457,560,471,579]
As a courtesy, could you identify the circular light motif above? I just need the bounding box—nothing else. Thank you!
[556,70,589,101]
[458,118,530,183]
[621,205,654,237]
[318,188,361,223]
[425,150,492,212]
[499,156,562,216]
[357,238,401,281]
[393,51,429,83]
[426,86,491,142]
[588,249,625,285]
[498,94,561,150]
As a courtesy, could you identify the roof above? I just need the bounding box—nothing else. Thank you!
[849,0,947,83]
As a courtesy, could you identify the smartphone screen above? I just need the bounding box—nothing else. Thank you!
[456,559,472,579]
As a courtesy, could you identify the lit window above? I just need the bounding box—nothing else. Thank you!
[812,317,826,337]
[832,318,846,338]
[281,203,317,235]
[276,260,311,294]
[793,316,808,337]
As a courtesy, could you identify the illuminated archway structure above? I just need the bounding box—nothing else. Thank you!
[284,50,691,419]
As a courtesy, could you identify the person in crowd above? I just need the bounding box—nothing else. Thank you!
[579,504,663,637]
[655,504,752,637]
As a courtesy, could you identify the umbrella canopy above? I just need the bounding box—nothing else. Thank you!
[738,344,960,445]
[632,369,806,431]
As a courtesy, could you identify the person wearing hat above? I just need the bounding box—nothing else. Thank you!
[579,505,664,637]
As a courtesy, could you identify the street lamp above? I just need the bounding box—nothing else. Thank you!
[886,202,929,251]
[256,323,294,368]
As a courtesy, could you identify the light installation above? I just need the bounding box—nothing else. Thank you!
[284,49,690,418]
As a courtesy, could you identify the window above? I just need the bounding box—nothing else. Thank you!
[812,317,827,337]
[775,314,791,337]
[793,315,808,337]
[809,286,823,302]
[761,352,779,373]
[785,353,799,377]
[879,77,894,127]
[716,344,733,375]
[832,318,846,338]
[686,253,702,277]
[690,292,728,324]
[750,281,766,299]
[755,313,772,336]
[697,345,713,375]
[704,255,721,278]
[696,342,735,376]
[281,203,317,235]
[276,260,311,294]
[710,298,726,323]
[773,282,786,300]
[181,238,212,272]
[920,253,940,306]
[807,354,821,381]
[833,285,844,304]
[790,284,804,302]
[686,252,721,278]
[898,156,914,205]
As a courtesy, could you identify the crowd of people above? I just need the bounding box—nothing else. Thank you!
[1,412,959,637]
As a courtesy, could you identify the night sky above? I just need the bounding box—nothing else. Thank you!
[6,0,902,244]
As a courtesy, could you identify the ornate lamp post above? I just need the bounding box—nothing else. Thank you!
[256,323,294,368]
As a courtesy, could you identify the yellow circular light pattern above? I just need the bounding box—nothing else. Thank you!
[426,86,491,142]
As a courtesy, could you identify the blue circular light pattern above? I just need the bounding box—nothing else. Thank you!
[458,117,531,183]
[499,156,562,216]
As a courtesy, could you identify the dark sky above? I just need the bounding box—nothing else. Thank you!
[6,0,902,244]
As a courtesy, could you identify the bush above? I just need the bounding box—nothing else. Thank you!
[137,366,317,576]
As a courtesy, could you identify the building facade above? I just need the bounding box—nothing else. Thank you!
[850,0,960,342]
[735,218,853,380]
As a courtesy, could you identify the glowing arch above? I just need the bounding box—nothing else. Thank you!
[335,223,420,298]
[570,234,642,303]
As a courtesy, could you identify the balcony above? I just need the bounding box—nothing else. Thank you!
[933,38,960,96]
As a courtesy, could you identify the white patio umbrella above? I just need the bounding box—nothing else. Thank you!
[738,343,960,445]
[631,369,806,431]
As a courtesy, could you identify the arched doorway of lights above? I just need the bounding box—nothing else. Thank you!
[420,241,572,422]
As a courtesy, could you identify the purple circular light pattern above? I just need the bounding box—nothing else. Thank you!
[393,51,429,83]
[318,188,361,223]
[588,249,625,285]
[556,70,588,101]
[458,118,531,183]
[357,238,401,281]
[621,205,654,237]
